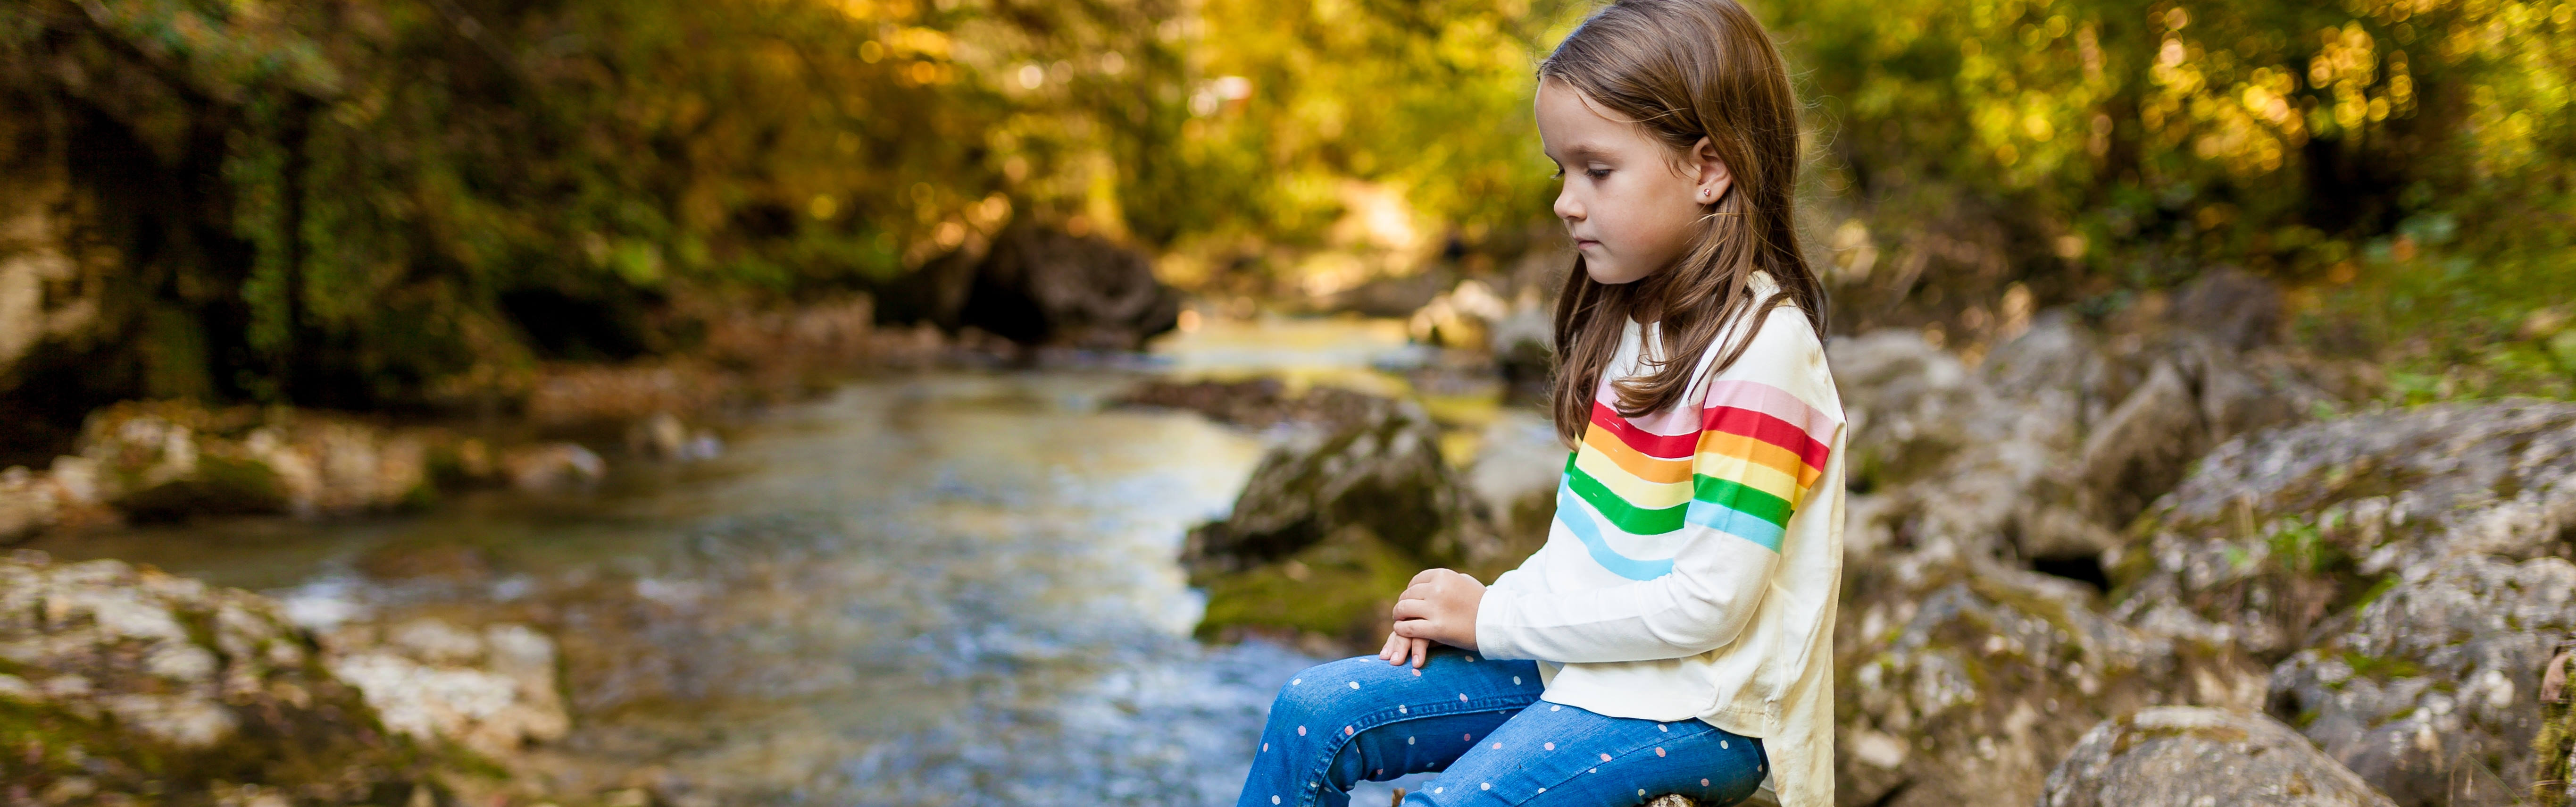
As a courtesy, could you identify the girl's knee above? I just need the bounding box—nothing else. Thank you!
[1270,656,1413,725]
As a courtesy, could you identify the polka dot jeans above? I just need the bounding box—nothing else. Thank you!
[1235,647,1768,807]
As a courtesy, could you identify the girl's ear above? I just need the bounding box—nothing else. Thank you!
[1688,136,1733,206]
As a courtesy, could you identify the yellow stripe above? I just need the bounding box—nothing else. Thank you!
[1581,427,1693,484]
[1694,430,1822,489]
[1573,445,1696,509]
[1689,450,1805,504]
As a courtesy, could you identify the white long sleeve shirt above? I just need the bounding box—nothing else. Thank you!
[1476,272,1846,807]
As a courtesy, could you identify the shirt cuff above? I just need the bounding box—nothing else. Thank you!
[1474,588,1529,661]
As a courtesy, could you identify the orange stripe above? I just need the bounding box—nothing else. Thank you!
[1581,426,1694,484]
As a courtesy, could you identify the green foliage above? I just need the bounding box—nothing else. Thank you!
[1771,0,2576,394]
[5,0,2572,418]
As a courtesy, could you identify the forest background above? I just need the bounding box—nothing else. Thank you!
[3,0,2573,462]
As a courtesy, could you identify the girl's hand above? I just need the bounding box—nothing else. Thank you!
[1376,630,1431,669]
[1391,568,1485,653]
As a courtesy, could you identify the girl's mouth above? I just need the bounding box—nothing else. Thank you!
[1575,238,1601,249]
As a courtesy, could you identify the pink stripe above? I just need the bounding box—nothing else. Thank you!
[1702,380,1837,444]
[1590,376,1703,437]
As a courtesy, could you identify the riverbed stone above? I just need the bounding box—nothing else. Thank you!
[2040,706,2397,807]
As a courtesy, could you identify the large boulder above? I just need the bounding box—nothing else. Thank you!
[0,555,450,799]
[880,224,1181,351]
[1180,393,1504,651]
[2041,707,2397,807]
[2268,554,2576,807]
[2111,400,2576,660]
[2104,400,2576,805]
[1182,396,1487,572]
[1835,566,2264,807]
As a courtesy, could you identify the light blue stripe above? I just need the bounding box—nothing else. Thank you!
[1684,500,1788,553]
[1555,481,1675,581]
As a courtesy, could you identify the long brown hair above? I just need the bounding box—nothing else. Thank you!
[1541,0,1826,447]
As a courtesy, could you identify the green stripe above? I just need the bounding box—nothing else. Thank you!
[1689,475,1793,529]
[1566,462,1689,535]
[1561,454,1798,535]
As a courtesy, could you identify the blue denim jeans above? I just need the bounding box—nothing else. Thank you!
[1235,648,1769,807]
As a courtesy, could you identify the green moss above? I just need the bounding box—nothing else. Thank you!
[1194,526,1425,651]
[2537,697,2574,807]
[114,454,289,522]
[2341,651,2425,682]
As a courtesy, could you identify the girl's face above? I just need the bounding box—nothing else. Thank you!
[1535,79,1732,286]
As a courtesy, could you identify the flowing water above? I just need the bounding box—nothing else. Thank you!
[25,316,1455,807]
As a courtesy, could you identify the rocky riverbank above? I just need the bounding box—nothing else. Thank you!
[1174,271,2574,806]
[0,552,568,805]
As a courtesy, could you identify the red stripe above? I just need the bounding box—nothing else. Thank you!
[1701,406,1831,471]
[1587,402,1699,459]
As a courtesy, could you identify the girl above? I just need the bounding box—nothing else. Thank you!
[1231,1,1844,807]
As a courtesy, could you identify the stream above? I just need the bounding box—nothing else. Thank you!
[22,316,1452,807]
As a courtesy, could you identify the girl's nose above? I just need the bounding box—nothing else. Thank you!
[1553,187,1583,223]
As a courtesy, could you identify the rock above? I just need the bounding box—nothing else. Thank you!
[503,442,607,491]
[0,464,59,541]
[1182,393,1509,651]
[0,553,446,799]
[1182,396,1489,572]
[1825,311,2345,807]
[2268,554,2576,807]
[2041,706,2396,807]
[628,412,721,461]
[1834,567,2263,807]
[2169,267,2284,353]
[525,361,732,427]
[2112,400,2576,660]
[1827,322,2107,571]
[1406,278,1510,351]
[323,618,570,758]
[882,224,1182,351]
[2076,361,2204,525]
[71,401,440,521]
[1112,378,1388,432]
[1463,410,1567,555]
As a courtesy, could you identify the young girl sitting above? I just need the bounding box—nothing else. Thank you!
[1230,1,1845,806]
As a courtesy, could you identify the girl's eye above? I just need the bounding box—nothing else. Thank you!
[1585,168,1612,180]
[1549,168,1565,180]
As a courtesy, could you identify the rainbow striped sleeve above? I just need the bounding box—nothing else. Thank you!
[1560,376,1836,560]
[1684,379,1837,552]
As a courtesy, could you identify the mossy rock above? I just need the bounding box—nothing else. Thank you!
[113,454,290,522]
[1193,525,1425,653]
[0,557,478,804]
